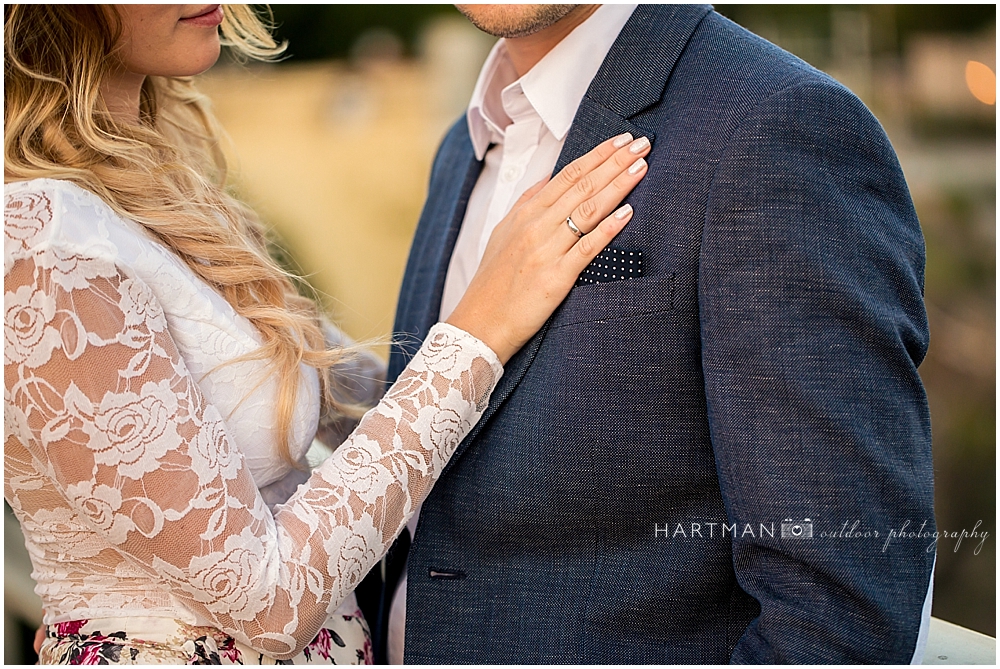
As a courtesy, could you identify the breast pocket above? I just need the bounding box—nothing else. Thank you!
[550,272,675,330]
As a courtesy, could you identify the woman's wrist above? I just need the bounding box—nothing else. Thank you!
[443,309,514,366]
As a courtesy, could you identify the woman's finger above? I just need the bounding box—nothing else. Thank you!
[562,203,635,274]
[552,136,650,234]
[531,132,635,208]
[565,154,647,234]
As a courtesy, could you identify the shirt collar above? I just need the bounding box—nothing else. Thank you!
[467,4,638,160]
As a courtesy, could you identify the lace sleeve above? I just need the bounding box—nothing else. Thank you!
[4,248,502,659]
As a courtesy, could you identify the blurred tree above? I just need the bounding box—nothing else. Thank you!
[266,4,460,61]
[715,4,995,56]
[262,4,995,65]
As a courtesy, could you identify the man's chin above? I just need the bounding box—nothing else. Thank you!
[455,3,579,39]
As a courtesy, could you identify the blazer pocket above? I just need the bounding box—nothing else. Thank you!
[551,272,675,329]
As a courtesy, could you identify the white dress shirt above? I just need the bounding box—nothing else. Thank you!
[388,5,637,663]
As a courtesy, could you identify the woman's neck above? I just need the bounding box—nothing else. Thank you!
[100,69,146,124]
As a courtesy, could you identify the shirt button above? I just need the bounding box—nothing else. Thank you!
[502,167,521,183]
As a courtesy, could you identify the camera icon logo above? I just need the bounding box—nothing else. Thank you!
[781,518,813,539]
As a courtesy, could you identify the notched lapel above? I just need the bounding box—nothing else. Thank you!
[556,100,652,173]
[588,4,713,119]
[559,4,713,170]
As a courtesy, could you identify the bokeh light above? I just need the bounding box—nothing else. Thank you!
[966,60,996,104]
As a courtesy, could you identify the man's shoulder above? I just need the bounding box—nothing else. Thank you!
[650,10,878,146]
[682,11,855,111]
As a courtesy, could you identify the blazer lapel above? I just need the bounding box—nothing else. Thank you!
[557,99,651,174]
[442,5,713,472]
[586,4,713,120]
[389,124,482,381]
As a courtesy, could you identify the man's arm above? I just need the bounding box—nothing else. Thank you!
[699,77,935,663]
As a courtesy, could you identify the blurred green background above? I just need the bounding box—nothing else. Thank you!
[5,3,994,662]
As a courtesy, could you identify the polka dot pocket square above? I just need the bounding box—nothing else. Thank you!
[575,247,644,286]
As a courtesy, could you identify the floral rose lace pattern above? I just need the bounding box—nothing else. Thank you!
[4,183,503,660]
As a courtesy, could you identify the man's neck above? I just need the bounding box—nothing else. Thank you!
[504,5,601,78]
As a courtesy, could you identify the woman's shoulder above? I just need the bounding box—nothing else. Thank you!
[5,176,117,215]
[5,178,65,255]
[5,178,137,267]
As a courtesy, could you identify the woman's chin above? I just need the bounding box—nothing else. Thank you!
[196,52,223,77]
[162,43,223,78]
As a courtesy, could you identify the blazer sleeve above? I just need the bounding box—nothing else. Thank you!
[699,77,935,663]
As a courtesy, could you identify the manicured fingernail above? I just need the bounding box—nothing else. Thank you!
[628,157,647,175]
[612,132,633,148]
[629,136,650,154]
[614,204,633,220]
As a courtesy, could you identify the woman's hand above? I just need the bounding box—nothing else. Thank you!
[446,132,650,364]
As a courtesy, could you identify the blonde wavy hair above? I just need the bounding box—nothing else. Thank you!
[5,4,365,466]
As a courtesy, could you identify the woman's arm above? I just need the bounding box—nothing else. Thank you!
[6,249,500,660]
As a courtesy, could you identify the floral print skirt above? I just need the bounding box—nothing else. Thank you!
[38,602,372,665]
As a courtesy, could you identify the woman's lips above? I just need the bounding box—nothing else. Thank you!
[180,5,223,28]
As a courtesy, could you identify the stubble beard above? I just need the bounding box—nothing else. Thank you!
[456,4,581,39]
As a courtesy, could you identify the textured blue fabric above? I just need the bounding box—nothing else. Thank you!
[383,5,935,663]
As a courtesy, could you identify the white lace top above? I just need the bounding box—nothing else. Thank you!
[3,179,503,659]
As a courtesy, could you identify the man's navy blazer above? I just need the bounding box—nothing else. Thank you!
[381,5,935,663]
